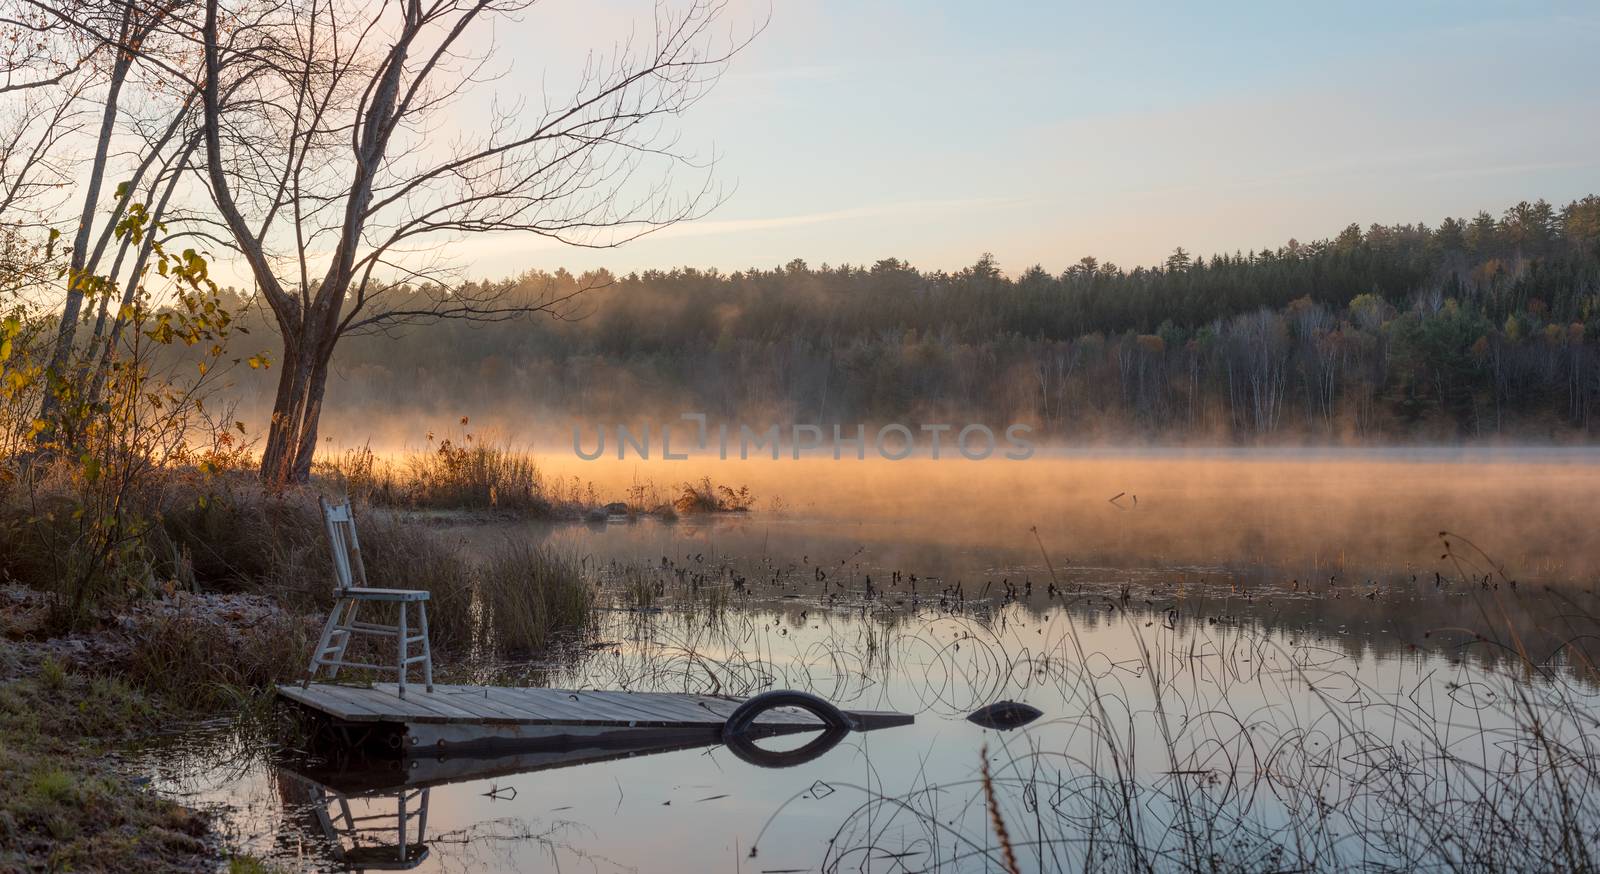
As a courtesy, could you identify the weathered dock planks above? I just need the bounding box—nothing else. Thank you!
[278,682,913,754]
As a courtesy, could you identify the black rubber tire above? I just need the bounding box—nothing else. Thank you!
[720,690,858,742]
[725,726,849,769]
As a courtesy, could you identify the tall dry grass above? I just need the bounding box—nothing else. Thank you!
[319,439,553,514]
[400,439,550,512]
[152,476,472,612]
[443,543,594,654]
[672,477,755,514]
[122,610,316,710]
[154,482,595,659]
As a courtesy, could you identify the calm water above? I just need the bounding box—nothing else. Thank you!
[137,450,1600,871]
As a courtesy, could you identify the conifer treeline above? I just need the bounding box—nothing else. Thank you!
[230,195,1600,442]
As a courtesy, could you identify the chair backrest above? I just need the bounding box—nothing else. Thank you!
[321,496,369,592]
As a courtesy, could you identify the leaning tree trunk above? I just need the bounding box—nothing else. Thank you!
[37,28,134,438]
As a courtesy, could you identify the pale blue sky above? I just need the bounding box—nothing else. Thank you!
[463,0,1600,277]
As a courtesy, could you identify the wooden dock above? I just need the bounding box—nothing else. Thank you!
[279,682,913,755]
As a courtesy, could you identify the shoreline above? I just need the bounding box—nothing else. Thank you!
[0,585,312,872]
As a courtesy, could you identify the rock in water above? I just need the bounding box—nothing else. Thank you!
[966,700,1043,730]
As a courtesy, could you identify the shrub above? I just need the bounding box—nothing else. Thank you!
[122,611,315,710]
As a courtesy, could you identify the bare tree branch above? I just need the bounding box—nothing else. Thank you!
[192,0,761,482]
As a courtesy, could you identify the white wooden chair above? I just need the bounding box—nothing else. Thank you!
[303,496,433,698]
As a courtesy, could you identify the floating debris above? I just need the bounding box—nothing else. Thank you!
[966,700,1044,730]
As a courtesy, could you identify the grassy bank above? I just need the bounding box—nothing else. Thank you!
[2,464,594,644]
[0,411,757,869]
[0,575,318,869]
[0,642,212,871]
[0,456,602,869]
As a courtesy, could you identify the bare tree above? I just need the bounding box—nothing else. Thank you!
[4,0,202,440]
[0,0,83,94]
[0,3,86,293]
[198,0,756,484]
[0,86,79,298]
[1226,309,1289,437]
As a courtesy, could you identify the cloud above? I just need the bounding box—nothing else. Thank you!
[652,196,1020,239]
[1420,159,1600,183]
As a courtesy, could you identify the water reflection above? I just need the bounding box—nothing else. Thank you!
[144,584,1600,871]
[137,452,1600,871]
[279,774,430,871]
[249,718,865,871]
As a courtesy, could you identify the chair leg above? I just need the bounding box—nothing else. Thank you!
[304,599,346,688]
[396,601,409,700]
[415,788,430,850]
[417,601,434,693]
[327,599,359,680]
[396,786,408,861]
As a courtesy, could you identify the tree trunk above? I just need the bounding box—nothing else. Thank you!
[37,16,133,435]
[259,338,310,486]
[261,296,345,486]
[290,351,334,483]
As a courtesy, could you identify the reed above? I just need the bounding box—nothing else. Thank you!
[672,477,755,514]
[560,538,1600,874]
[317,438,555,515]
[122,610,314,710]
[979,744,1022,874]
[446,542,595,654]
[400,439,550,513]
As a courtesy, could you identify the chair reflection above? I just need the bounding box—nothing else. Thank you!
[281,773,430,871]
[276,720,853,869]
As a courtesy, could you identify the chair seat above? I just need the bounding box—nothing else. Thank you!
[338,587,431,602]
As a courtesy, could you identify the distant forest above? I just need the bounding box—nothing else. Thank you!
[220,195,1600,444]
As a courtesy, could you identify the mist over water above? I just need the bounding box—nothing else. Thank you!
[374,442,1600,582]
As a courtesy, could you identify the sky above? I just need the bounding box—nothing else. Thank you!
[445,0,1600,279]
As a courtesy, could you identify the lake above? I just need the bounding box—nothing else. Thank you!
[137,449,1600,871]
